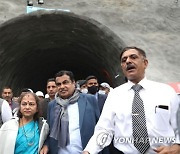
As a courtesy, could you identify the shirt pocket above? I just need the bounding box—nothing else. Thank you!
[154,107,169,131]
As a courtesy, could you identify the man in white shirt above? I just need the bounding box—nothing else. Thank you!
[83,46,180,154]
[1,86,19,116]
[0,98,12,127]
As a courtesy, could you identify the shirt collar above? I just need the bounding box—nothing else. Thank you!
[126,77,148,90]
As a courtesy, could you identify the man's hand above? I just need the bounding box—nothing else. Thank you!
[82,151,90,154]
[40,145,49,154]
[154,144,180,154]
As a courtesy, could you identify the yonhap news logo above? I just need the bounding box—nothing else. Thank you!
[113,136,176,144]
[96,132,109,147]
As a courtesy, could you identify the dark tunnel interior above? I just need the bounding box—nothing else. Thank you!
[0,11,126,95]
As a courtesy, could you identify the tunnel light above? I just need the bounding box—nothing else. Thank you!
[38,0,44,4]
[27,0,33,6]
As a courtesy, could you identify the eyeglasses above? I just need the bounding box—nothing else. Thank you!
[56,80,72,87]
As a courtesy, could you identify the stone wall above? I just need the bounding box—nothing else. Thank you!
[0,0,179,84]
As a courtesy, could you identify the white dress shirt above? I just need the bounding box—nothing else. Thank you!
[58,102,83,154]
[1,100,12,123]
[84,78,180,154]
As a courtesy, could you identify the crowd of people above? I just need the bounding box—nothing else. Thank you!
[0,46,180,154]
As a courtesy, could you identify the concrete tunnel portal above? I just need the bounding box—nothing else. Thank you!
[0,11,126,95]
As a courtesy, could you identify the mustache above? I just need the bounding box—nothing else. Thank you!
[126,64,135,71]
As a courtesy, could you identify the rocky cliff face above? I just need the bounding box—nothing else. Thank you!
[0,0,179,88]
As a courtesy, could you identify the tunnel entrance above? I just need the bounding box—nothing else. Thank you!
[0,11,126,95]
